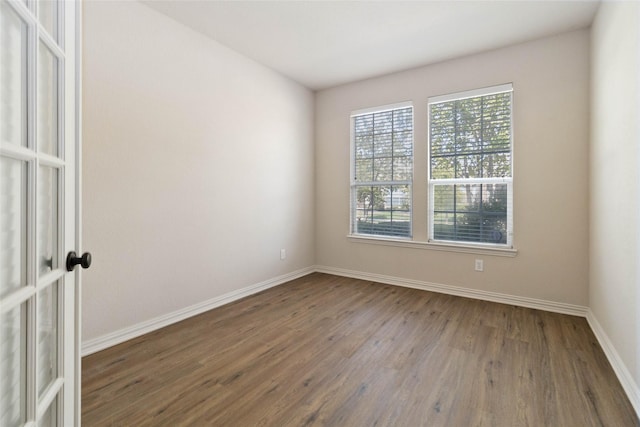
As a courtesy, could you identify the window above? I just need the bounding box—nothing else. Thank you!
[351,103,413,238]
[428,84,513,247]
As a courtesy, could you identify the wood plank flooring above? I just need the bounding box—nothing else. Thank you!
[82,273,639,426]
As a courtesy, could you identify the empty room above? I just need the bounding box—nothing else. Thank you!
[1,0,638,426]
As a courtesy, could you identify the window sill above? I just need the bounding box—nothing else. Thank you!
[346,234,518,257]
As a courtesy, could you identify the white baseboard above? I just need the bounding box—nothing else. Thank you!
[586,309,640,417]
[314,265,588,317]
[81,266,315,356]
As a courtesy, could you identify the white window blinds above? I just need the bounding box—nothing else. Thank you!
[428,84,513,246]
[351,104,413,238]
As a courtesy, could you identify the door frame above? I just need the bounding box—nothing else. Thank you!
[72,1,83,424]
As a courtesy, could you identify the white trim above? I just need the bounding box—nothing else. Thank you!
[81,267,315,356]
[351,101,413,117]
[0,143,37,161]
[430,177,512,185]
[36,377,63,420]
[429,83,513,104]
[38,29,65,61]
[38,153,65,168]
[0,286,36,313]
[314,265,587,316]
[353,180,411,187]
[586,310,640,418]
[36,268,64,289]
[6,0,33,27]
[347,234,517,257]
[73,1,83,424]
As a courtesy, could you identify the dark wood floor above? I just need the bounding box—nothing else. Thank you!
[82,273,639,426]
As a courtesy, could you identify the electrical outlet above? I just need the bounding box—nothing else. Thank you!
[475,259,484,272]
[280,249,286,260]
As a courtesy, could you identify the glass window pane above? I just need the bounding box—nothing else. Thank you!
[373,111,393,134]
[455,98,482,154]
[430,91,512,177]
[483,183,508,212]
[392,156,412,181]
[354,186,374,226]
[38,41,59,157]
[430,103,455,155]
[388,185,411,237]
[355,159,373,182]
[38,166,58,275]
[354,115,373,135]
[429,87,512,245]
[433,184,454,211]
[433,212,455,241]
[352,106,413,238]
[373,133,392,157]
[373,157,392,181]
[0,303,27,427]
[354,185,410,237]
[431,156,455,179]
[354,135,372,159]
[37,282,58,397]
[0,2,28,147]
[432,183,507,244]
[38,1,58,43]
[481,152,511,178]
[392,130,412,156]
[455,154,481,179]
[454,184,477,212]
[0,157,28,298]
[393,108,412,130]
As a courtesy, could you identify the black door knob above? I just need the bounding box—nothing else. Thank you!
[66,251,92,272]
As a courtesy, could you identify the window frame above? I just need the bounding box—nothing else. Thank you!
[427,84,514,249]
[349,101,414,239]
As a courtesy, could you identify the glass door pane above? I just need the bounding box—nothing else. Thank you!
[38,396,57,427]
[38,41,59,157]
[38,1,58,43]
[0,303,27,427]
[38,166,58,275]
[0,2,28,147]
[0,157,28,297]
[37,282,58,397]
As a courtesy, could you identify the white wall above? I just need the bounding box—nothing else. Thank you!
[315,30,590,306]
[590,0,640,408]
[82,1,315,342]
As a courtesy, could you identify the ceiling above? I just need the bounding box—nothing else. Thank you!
[143,0,600,90]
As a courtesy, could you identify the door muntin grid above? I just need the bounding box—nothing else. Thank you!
[1,1,69,425]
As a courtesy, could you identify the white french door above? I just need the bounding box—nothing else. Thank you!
[1,0,81,426]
